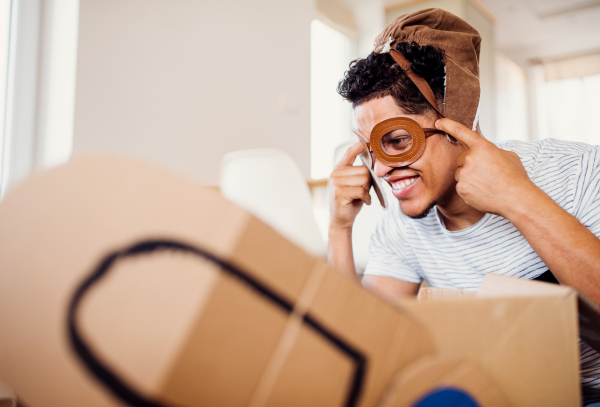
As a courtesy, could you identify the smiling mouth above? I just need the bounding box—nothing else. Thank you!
[391,175,419,191]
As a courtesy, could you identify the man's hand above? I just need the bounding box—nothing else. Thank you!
[435,118,534,218]
[329,142,372,231]
[327,142,372,282]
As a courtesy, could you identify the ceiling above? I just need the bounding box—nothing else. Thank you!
[479,0,600,68]
[341,0,600,69]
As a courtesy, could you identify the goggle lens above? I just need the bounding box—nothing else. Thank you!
[380,129,414,156]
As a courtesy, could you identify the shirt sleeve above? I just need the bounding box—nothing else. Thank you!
[502,139,598,227]
[572,145,600,237]
[362,204,422,284]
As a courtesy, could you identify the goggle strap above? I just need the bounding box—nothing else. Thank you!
[389,49,445,119]
[423,128,441,136]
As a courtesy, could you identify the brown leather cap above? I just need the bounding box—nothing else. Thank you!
[374,8,481,131]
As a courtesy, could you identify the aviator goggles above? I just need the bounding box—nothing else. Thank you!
[353,49,455,170]
[353,116,442,170]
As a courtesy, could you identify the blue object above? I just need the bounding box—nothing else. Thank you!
[413,387,480,407]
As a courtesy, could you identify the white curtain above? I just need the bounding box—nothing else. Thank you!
[537,73,600,145]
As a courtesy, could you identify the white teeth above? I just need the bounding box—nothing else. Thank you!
[392,176,417,190]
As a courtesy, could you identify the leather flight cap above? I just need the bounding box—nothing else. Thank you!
[373,8,482,131]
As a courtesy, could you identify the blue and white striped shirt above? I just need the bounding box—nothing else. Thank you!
[364,138,600,389]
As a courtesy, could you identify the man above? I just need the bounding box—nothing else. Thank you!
[327,8,600,403]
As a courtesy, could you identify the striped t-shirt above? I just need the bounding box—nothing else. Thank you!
[364,138,600,389]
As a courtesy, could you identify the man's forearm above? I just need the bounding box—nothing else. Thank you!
[327,227,360,283]
[505,185,600,304]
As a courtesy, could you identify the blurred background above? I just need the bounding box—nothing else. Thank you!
[0,0,599,266]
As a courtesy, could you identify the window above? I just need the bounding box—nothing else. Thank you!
[537,72,600,145]
[310,19,353,180]
[0,0,79,197]
[0,0,13,197]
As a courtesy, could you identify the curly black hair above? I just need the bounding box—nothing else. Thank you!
[337,42,445,116]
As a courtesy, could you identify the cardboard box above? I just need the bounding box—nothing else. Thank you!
[395,274,582,406]
[0,156,432,407]
[0,156,592,407]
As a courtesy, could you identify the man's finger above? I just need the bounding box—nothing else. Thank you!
[456,150,468,167]
[336,141,366,168]
[342,186,372,206]
[331,174,371,190]
[330,165,370,179]
[454,166,462,182]
[435,118,482,148]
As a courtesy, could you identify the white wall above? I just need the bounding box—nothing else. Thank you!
[495,52,528,141]
[73,0,312,185]
[353,0,385,58]
[310,20,352,180]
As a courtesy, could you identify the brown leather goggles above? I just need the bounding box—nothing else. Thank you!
[353,116,442,169]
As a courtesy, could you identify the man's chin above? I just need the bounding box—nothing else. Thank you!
[399,200,437,219]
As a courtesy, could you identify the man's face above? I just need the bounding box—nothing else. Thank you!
[355,95,465,218]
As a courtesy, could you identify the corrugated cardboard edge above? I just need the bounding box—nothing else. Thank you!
[477,273,573,298]
[418,287,476,301]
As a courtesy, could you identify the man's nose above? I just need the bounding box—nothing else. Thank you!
[374,160,395,178]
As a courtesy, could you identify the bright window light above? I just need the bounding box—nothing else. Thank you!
[537,73,600,145]
[38,0,79,169]
[0,0,12,195]
[310,19,353,180]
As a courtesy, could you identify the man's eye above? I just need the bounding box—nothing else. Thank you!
[385,137,411,148]
[389,137,410,145]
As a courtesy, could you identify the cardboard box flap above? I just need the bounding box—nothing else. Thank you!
[476,273,573,298]
[478,273,600,353]
[418,287,476,301]
[0,156,314,406]
[298,267,435,407]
